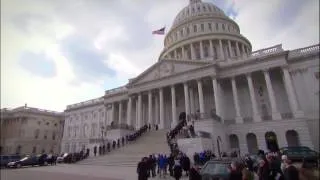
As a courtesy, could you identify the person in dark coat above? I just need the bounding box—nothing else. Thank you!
[168,154,175,176]
[93,146,97,156]
[107,143,110,152]
[180,155,190,176]
[137,157,149,180]
[257,159,270,180]
[112,141,116,149]
[283,159,300,180]
[228,161,242,180]
[173,160,183,180]
[189,165,202,180]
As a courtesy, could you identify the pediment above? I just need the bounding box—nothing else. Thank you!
[130,60,211,85]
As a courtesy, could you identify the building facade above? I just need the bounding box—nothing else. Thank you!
[0,105,64,155]
[61,0,319,155]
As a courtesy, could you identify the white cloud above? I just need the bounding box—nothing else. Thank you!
[1,0,319,112]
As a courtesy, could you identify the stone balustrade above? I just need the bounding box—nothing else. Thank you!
[1,106,62,116]
[67,97,104,109]
[288,44,320,59]
[105,86,127,96]
[250,44,283,58]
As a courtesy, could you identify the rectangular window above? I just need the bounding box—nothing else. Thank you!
[194,25,197,32]
[201,24,204,32]
[208,23,212,31]
[315,72,319,79]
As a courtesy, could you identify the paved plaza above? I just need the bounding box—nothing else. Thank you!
[0,164,189,180]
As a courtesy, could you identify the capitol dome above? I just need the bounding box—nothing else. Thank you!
[159,0,252,62]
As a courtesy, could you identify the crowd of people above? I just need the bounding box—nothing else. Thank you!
[137,150,319,180]
[137,152,201,180]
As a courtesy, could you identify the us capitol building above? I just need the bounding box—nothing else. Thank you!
[61,0,319,156]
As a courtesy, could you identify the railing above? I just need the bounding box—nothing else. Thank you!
[288,44,320,59]
[105,86,127,95]
[250,44,283,57]
[281,112,293,120]
[261,115,272,121]
[189,112,222,122]
[67,97,104,109]
[243,117,253,123]
[224,119,236,125]
[106,123,135,131]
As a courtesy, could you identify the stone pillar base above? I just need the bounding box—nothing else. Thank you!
[235,116,244,124]
[271,112,282,120]
[253,115,262,122]
[293,111,305,118]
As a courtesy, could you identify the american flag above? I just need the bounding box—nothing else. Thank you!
[152,27,165,35]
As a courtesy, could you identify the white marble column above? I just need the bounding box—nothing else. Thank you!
[135,99,138,128]
[189,88,195,116]
[118,101,122,125]
[263,69,282,120]
[200,41,204,59]
[184,82,190,118]
[209,40,214,58]
[171,85,177,127]
[282,67,304,118]
[190,43,195,60]
[236,42,241,57]
[181,46,185,59]
[137,94,142,128]
[197,79,205,118]
[231,77,243,123]
[127,97,132,127]
[148,91,152,125]
[228,40,233,58]
[219,39,225,60]
[212,77,223,122]
[246,73,262,122]
[241,44,246,57]
[159,88,164,129]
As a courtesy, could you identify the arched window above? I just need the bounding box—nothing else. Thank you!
[229,134,240,150]
[34,129,40,139]
[265,131,279,152]
[286,130,300,147]
[32,146,37,154]
[203,6,206,11]
[246,133,258,154]
[213,47,218,59]
[15,145,21,154]
[44,130,48,139]
[204,45,209,57]
[52,131,56,140]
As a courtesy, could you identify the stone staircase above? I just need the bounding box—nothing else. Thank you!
[76,129,170,167]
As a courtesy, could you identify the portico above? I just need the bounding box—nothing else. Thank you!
[104,49,305,130]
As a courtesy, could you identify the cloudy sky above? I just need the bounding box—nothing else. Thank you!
[1,0,319,112]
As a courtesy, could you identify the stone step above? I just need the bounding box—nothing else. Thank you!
[77,130,170,166]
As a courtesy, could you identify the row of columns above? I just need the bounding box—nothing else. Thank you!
[168,39,249,61]
[109,67,303,129]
